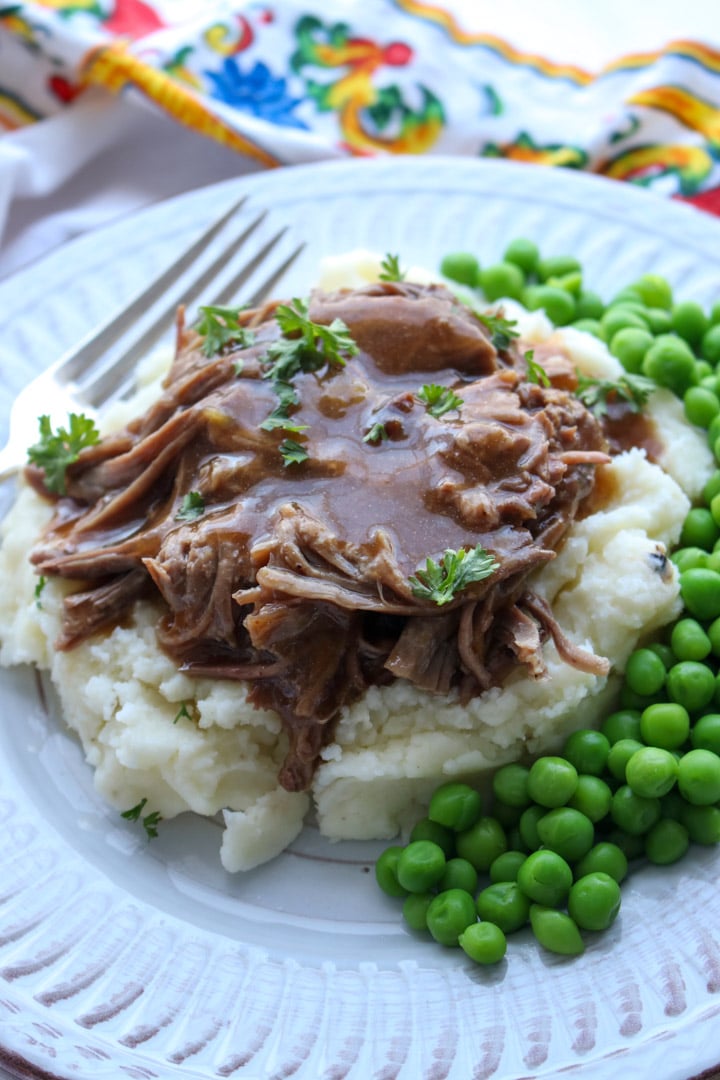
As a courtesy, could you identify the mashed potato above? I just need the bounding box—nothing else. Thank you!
[0,253,712,870]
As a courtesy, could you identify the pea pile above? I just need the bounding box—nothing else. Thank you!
[374,240,720,965]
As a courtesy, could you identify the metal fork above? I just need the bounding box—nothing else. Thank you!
[0,197,304,482]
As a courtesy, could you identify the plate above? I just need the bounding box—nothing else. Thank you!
[2,157,720,1080]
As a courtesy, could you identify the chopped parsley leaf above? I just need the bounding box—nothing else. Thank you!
[417,383,464,419]
[173,702,192,724]
[576,371,655,418]
[27,413,101,495]
[379,253,406,282]
[409,546,499,606]
[476,311,520,351]
[176,491,205,521]
[525,350,551,387]
[34,576,47,609]
[196,305,254,357]
[279,439,309,467]
[121,798,162,840]
[363,421,389,445]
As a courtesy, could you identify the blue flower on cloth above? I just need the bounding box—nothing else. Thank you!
[204,57,307,129]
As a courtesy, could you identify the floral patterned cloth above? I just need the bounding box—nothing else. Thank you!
[2,0,720,204]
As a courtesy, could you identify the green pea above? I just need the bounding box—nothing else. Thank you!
[677,748,720,805]
[455,816,507,871]
[458,921,507,965]
[530,905,584,956]
[612,286,644,307]
[375,845,409,897]
[709,616,720,657]
[568,872,621,931]
[632,273,673,310]
[647,642,676,670]
[618,685,664,712]
[701,323,720,365]
[572,318,604,338]
[691,713,720,754]
[397,840,446,893]
[567,775,613,822]
[523,284,576,326]
[476,880,531,933]
[546,270,583,296]
[574,841,628,883]
[625,648,667,696]
[489,850,527,883]
[603,828,645,861]
[644,307,673,334]
[438,857,479,895]
[671,300,709,347]
[492,762,531,808]
[402,891,434,931]
[607,738,645,781]
[505,825,528,853]
[527,756,578,807]
[503,237,539,275]
[641,702,690,749]
[602,305,650,340]
[536,807,595,861]
[440,251,479,286]
[538,254,581,282]
[610,785,662,835]
[600,709,642,745]
[677,570,720,622]
[672,546,709,572]
[670,619,712,661]
[643,334,696,395]
[679,803,720,844]
[709,412,720,451]
[562,729,610,776]
[625,746,679,798]
[680,507,720,550]
[409,817,456,858]
[428,782,483,832]
[706,470,720,504]
[666,660,716,713]
[518,804,545,851]
[711,300,720,326]
[575,290,605,320]
[644,818,690,865]
[517,849,573,907]
[480,261,525,302]
[610,326,654,373]
[426,888,477,946]
[693,360,714,385]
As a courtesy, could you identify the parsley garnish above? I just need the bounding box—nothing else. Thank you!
[409,546,499,606]
[279,438,309,467]
[363,421,388,444]
[379,253,406,282]
[525,350,551,387]
[233,359,245,376]
[195,305,255,357]
[476,311,520,351]
[417,384,464,419]
[268,298,358,375]
[27,413,101,495]
[261,299,358,460]
[34,576,46,609]
[175,491,205,521]
[173,702,192,724]
[121,798,162,840]
[576,371,655,418]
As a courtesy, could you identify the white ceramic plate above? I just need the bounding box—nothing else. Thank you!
[2,157,720,1080]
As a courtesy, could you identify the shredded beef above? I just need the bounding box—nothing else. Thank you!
[28,281,613,790]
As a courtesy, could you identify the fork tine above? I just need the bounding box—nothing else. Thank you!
[80,235,304,406]
[57,194,251,382]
